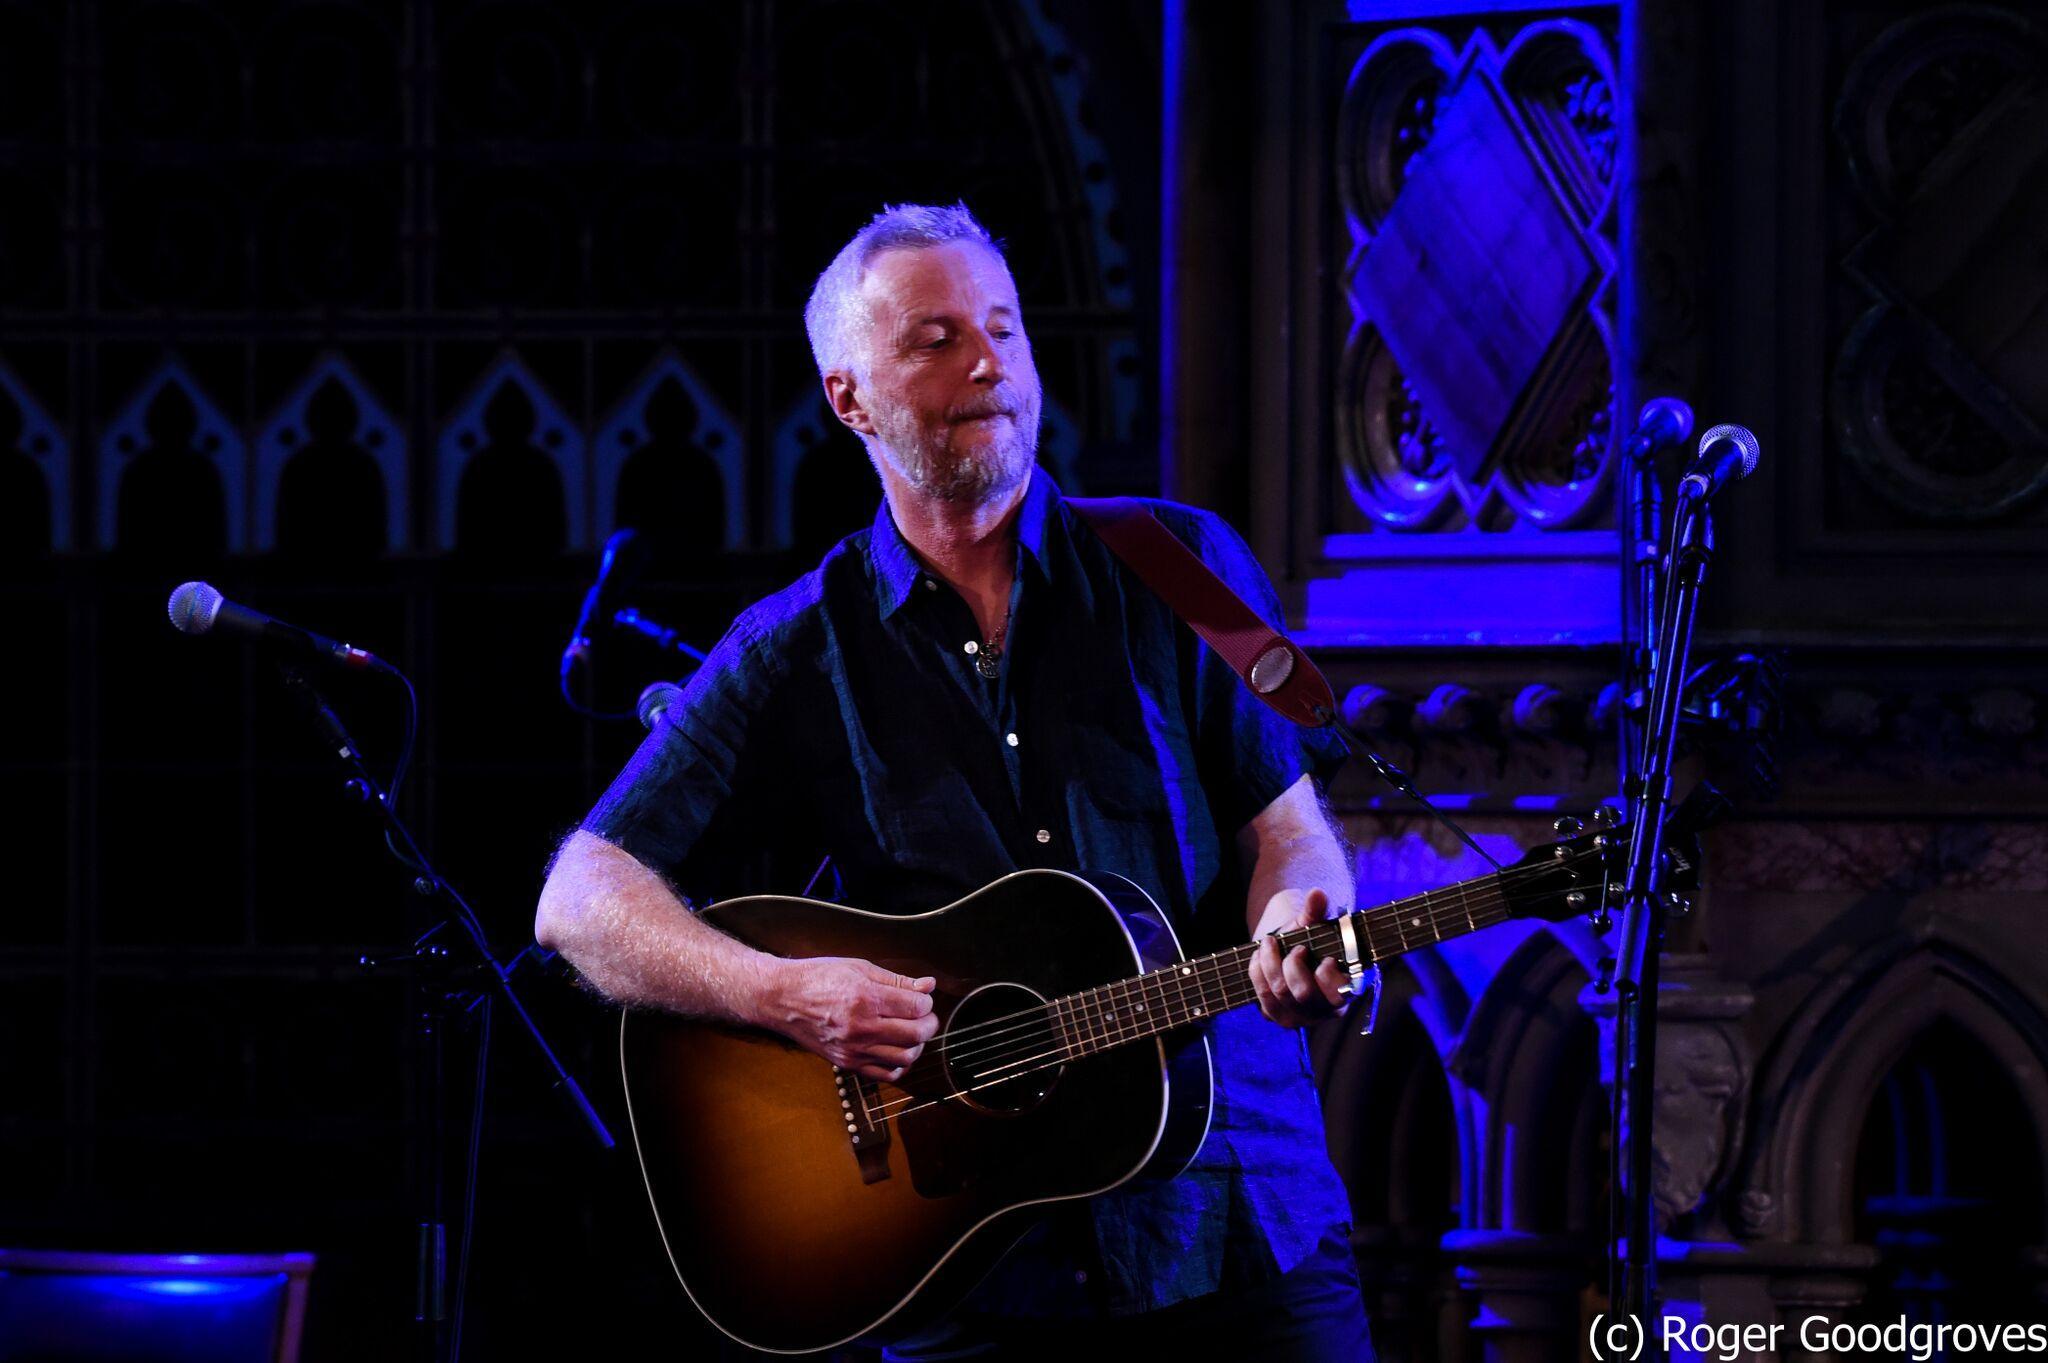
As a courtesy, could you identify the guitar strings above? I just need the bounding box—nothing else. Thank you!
[866,864,1553,1100]
[857,866,1567,1121]
[869,857,1563,1086]
[872,880,1531,1113]
[902,860,1550,1074]
[880,875,1523,1096]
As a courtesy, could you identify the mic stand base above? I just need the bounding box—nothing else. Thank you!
[277,663,614,1363]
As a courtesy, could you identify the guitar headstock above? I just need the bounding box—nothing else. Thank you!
[1500,806,1706,926]
[1502,806,1628,925]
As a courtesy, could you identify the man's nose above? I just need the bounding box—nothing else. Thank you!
[967,330,1008,384]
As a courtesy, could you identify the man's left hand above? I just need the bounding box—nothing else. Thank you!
[1248,887,1350,1029]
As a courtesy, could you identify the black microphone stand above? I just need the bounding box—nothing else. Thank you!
[1606,485,1716,1338]
[272,662,614,1363]
[1622,420,1667,789]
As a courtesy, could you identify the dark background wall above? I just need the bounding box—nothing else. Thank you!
[10,1,2048,1360]
[1220,0,2048,1355]
[0,2,1158,1357]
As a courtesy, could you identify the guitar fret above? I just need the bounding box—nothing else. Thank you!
[1172,959,1198,1030]
[1050,867,1533,1063]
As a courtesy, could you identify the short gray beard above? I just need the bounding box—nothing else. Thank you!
[868,401,1039,506]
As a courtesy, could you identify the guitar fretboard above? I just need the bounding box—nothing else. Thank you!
[1043,871,1520,1062]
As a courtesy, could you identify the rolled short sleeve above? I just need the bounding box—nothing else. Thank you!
[1182,512,1348,834]
[581,615,779,892]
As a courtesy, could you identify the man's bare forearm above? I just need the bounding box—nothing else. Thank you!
[1247,829,1354,931]
[534,830,942,1079]
[535,829,783,1023]
[1242,775,1356,936]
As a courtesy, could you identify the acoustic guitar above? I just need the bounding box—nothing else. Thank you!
[620,818,1628,1354]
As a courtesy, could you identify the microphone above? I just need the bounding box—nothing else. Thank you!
[637,681,684,731]
[1624,397,1694,460]
[1678,424,1762,500]
[168,581,391,672]
[561,529,643,678]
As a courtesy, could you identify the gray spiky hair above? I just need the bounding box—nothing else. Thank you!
[802,202,1005,381]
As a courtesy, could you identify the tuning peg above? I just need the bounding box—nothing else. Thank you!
[1553,815,1585,836]
[1565,890,1587,910]
[1590,805,1620,828]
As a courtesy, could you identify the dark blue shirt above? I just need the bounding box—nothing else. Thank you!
[584,466,1350,1316]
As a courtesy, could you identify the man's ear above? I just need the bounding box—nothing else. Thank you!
[823,373,875,436]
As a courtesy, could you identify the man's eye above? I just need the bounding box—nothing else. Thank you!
[991,330,1014,341]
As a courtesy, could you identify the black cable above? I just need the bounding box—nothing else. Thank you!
[557,662,638,723]
[383,668,431,874]
[1311,708,1505,872]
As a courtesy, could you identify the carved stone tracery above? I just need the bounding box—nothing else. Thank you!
[1831,6,2048,522]
[1335,22,1620,535]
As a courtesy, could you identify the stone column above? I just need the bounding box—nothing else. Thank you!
[1442,1230,1591,1363]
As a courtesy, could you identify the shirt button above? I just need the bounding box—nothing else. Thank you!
[964,641,979,656]
[1005,732,1018,747]
[923,578,938,592]
[1073,1269,1088,1285]
[1035,829,1051,844]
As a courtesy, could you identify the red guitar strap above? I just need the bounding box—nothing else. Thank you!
[1066,497,1337,732]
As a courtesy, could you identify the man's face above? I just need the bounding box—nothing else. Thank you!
[847,240,1042,505]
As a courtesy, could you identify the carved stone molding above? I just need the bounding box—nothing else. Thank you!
[1580,955,1755,1233]
[1310,647,1624,813]
[1707,821,2048,895]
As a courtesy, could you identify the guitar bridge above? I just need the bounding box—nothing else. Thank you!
[833,1067,892,1184]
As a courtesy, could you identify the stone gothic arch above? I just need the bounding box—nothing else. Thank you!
[1320,947,1475,1225]
[436,351,585,553]
[0,361,69,552]
[97,357,245,553]
[593,351,744,552]
[1739,927,2048,1248]
[254,353,407,553]
[1317,949,1473,1363]
[1448,923,1606,1236]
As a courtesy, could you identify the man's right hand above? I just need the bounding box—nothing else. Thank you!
[758,957,940,1082]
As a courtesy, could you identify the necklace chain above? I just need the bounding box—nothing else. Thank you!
[977,603,1013,679]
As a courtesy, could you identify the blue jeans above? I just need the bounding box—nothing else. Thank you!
[882,1225,1375,1362]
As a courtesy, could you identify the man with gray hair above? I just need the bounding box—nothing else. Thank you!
[537,202,1373,1358]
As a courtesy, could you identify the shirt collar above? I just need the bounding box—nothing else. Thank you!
[870,465,1061,619]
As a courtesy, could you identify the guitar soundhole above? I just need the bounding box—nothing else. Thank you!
[940,982,1064,1116]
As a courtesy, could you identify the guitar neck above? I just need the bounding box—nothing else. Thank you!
[1051,869,1521,1059]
